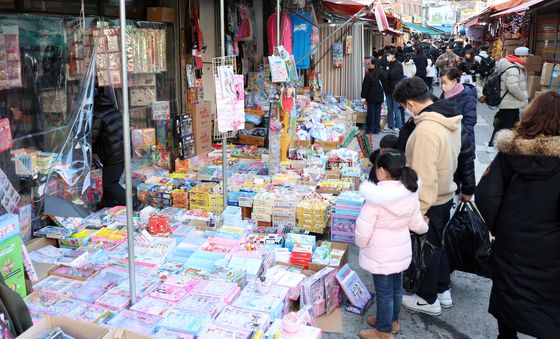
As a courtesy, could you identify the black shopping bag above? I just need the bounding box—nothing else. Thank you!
[403,233,436,293]
[444,201,492,278]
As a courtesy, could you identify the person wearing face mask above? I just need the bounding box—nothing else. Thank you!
[436,45,460,73]
[392,77,463,317]
[380,49,404,132]
[440,67,477,146]
[486,47,530,153]
[457,49,479,84]
[361,58,386,134]
[402,53,416,79]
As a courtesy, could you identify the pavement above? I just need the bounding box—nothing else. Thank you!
[323,87,536,338]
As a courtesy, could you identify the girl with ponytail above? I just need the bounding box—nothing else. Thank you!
[355,149,428,339]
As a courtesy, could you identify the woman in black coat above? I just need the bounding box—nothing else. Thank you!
[475,91,560,339]
[413,47,429,91]
[361,58,386,134]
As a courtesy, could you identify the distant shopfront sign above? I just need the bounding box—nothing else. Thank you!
[427,5,457,26]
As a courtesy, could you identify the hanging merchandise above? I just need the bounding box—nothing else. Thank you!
[333,41,343,68]
[267,13,293,55]
[345,36,353,55]
[0,25,22,90]
[291,11,313,69]
[268,56,289,83]
[215,66,245,133]
[0,118,12,153]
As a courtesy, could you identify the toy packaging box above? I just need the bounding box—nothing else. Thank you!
[175,293,226,318]
[212,305,271,332]
[335,264,372,309]
[0,213,26,297]
[155,309,212,336]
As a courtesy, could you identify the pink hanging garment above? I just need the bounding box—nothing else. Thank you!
[267,13,293,55]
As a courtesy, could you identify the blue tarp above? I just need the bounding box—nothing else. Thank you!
[430,25,454,34]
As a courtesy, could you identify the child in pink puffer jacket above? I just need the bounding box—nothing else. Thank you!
[355,149,428,339]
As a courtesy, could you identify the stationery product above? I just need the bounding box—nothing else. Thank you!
[24,292,64,313]
[95,287,130,311]
[163,274,200,292]
[107,309,161,335]
[191,280,240,304]
[233,293,285,321]
[199,324,252,339]
[213,306,271,332]
[48,265,99,281]
[155,309,212,336]
[335,264,372,308]
[154,329,195,339]
[68,303,113,324]
[148,283,188,303]
[130,296,175,317]
[265,318,322,339]
[175,293,226,318]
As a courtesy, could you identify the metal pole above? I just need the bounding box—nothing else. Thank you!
[220,0,228,208]
[119,0,136,304]
[277,0,281,46]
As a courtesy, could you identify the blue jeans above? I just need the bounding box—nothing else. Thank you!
[385,92,403,129]
[366,102,382,134]
[372,273,403,333]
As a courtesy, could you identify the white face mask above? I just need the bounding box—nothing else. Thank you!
[387,55,395,62]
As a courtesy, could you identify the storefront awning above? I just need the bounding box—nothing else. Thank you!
[430,25,454,34]
[404,22,441,36]
[460,0,526,26]
[319,0,399,27]
[490,0,547,18]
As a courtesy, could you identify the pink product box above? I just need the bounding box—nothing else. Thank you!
[130,296,176,317]
[213,306,271,333]
[107,309,161,335]
[32,275,75,297]
[24,292,64,313]
[241,281,290,303]
[163,274,201,292]
[95,287,130,311]
[191,280,241,304]
[198,324,252,339]
[49,298,86,318]
[331,215,357,233]
[154,329,195,339]
[175,293,226,318]
[200,237,239,254]
[265,319,322,339]
[68,303,113,324]
[148,283,188,303]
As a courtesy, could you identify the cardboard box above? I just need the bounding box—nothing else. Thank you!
[525,55,544,74]
[238,134,266,146]
[354,112,367,124]
[188,101,212,130]
[19,316,109,339]
[308,241,349,272]
[540,62,560,87]
[194,126,212,156]
[527,75,541,99]
[147,7,176,23]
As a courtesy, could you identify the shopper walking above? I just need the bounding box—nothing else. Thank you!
[361,58,386,134]
[457,49,479,84]
[402,53,416,79]
[413,47,429,90]
[380,49,404,131]
[436,45,460,72]
[474,46,494,101]
[392,77,462,316]
[356,150,428,339]
[486,47,530,153]
[475,91,560,339]
[93,88,127,208]
[440,67,477,146]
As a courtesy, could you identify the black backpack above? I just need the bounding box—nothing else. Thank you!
[483,66,519,108]
[478,56,495,77]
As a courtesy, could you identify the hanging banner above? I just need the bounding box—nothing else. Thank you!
[0,118,12,153]
[374,1,390,32]
[345,36,353,55]
[333,41,344,68]
[215,73,245,133]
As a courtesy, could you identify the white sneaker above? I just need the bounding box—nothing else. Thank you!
[486,146,497,153]
[438,290,453,309]
[381,127,390,133]
[402,294,442,316]
[392,128,400,133]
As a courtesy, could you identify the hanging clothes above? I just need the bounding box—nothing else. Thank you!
[267,13,293,55]
[290,12,312,70]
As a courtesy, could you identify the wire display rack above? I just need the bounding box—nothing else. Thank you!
[212,56,238,140]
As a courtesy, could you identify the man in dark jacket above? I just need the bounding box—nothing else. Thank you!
[380,49,404,131]
[92,88,126,208]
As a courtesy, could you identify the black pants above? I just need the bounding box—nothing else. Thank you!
[489,109,520,146]
[424,77,433,92]
[366,102,382,134]
[100,162,126,208]
[417,200,453,304]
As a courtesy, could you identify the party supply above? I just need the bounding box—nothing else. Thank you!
[213,305,271,332]
[155,309,212,336]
